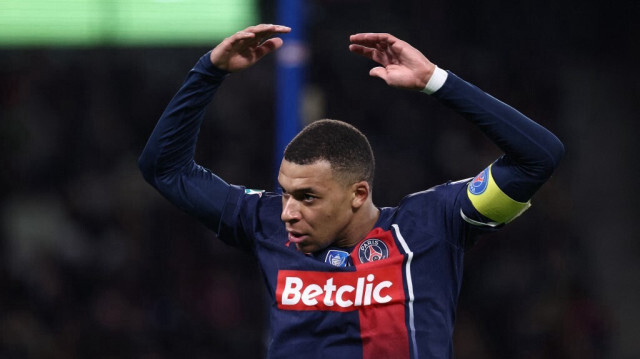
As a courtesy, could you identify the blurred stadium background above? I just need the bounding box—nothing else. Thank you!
[1,0,638,358]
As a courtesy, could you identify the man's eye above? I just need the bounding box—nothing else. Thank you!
[303,194,316,202]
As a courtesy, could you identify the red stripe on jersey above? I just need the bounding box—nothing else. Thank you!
[352,228,410,359]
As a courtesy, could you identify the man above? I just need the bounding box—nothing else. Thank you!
[139,24,564,358]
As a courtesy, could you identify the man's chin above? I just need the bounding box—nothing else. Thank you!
[295,241,326,254]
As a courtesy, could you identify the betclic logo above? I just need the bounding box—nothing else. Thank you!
[276,266,404,312]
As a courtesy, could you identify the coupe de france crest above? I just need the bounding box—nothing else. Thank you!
[357,238,389,263]
[325,250,349,267]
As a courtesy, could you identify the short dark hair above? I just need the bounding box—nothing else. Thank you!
[283,119,375,186]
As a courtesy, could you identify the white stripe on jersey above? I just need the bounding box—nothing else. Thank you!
[392,224,419,359]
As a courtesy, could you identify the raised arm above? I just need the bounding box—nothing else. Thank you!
[138,24,289,232]
[349,32,564,225]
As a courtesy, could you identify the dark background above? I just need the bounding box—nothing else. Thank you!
[1,0,639,357]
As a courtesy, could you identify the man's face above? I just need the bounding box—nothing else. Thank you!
[278,159,355,253]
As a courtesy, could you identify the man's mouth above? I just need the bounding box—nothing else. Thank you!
[287,231,307,243]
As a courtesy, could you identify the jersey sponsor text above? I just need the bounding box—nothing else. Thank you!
[276,267,403,312]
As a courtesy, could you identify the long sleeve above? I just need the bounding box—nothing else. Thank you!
[138,52,232,233]
[432,71,565,203]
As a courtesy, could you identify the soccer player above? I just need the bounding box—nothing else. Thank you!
[139,24,564,358]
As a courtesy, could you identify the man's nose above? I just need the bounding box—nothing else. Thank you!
[281,198,301,222]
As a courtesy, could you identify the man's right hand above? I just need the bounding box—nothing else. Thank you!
[210,24,291,72]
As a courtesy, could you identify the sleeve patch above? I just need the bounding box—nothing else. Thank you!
[468,167,490,195]
[467,165,531,224]
[244,189,264,197]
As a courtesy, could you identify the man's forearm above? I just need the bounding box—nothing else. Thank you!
[139,53,228,186]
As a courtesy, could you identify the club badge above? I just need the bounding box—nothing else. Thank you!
[357,238,389,263]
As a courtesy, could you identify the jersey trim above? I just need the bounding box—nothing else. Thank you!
[467,165,531,223]
[421,66,448,95]
[459,209,501,228]
[392,224,419,359]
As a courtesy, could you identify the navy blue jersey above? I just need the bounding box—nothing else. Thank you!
[139,52,564,359]
[219,180,477,358]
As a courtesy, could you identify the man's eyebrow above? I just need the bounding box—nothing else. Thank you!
[280,186,316,195]
[295,187,316,194]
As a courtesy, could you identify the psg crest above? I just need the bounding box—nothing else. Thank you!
[468,167,490,195]
[358,238,389,263]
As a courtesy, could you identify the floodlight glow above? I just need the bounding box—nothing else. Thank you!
[0,0,258,46]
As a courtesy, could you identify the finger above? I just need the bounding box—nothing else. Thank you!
[250,26,291,48]
[348,44,376,60]
[230,29,279,51]
[229,25,287,48]
[247,24,292,36]
[227,31,256,45]
[349,44,390,66]
[255,37,284,57]
[244,24,272,33]
[369,66,388,82]
[266,24,291,34]
[349,33,398,47]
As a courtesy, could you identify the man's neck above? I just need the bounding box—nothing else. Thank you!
[335,203,380,249]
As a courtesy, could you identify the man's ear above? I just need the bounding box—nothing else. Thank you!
[351,181,371,208]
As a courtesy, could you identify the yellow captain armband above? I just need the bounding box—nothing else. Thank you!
[466,165,531,224]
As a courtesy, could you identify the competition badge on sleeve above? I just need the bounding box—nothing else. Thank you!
[245,188,264,196]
